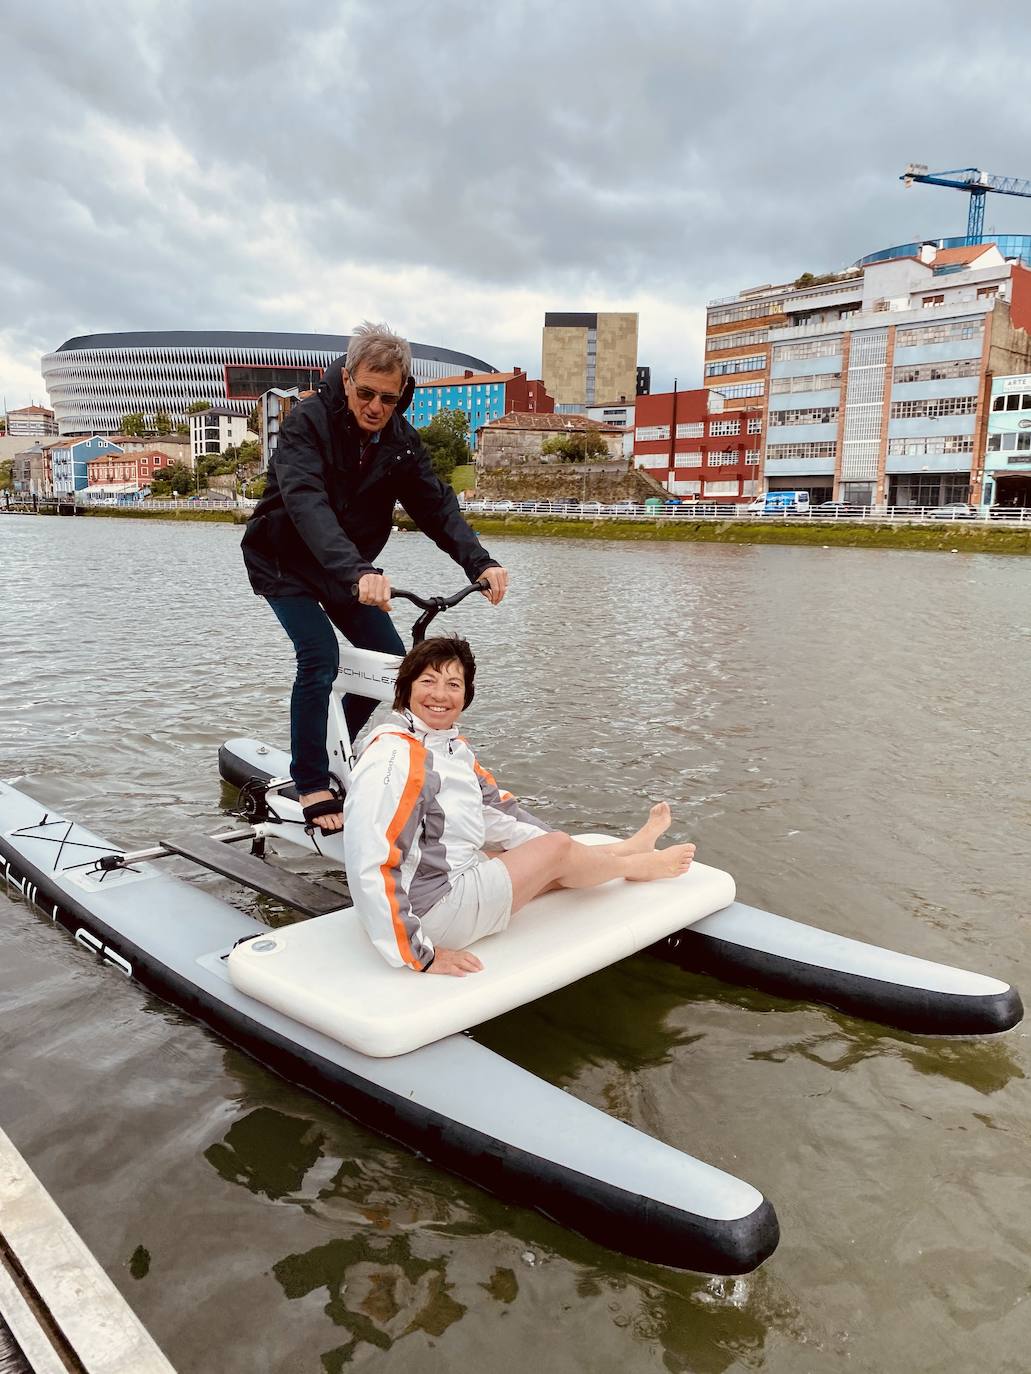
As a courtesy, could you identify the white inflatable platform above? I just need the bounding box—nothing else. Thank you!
[227,839,735,1057]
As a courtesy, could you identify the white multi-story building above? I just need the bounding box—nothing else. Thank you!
[190,405,255,462]
[707,239,1031,506]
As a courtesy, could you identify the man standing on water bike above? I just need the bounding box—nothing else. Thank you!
[241,323,508,833]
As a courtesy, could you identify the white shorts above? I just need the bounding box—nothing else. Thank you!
[420,856,513,949]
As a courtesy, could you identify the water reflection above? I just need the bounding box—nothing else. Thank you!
[204,1106,325,1200]
[202,1099,808,1371]
[748,1023,1025,1095]
[275,1232,465,1370]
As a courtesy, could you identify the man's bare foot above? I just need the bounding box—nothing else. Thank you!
[299,789,343,833]
[624,841,695,882]
[614,802,672,856]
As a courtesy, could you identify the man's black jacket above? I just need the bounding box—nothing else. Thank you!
[241,357,497,605]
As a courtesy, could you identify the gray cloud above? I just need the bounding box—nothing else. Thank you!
[3,0,1031,402]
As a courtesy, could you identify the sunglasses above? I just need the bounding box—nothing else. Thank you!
[349,380,402,407]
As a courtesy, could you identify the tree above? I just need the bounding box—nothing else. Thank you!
[419,409,470,482]
[540,430,608,463]
[247,403,261,433]
[187,400,212,414]
[0,459,13,491]
[119,412,148,437]
[150,460,199,496]
[153,409,172,435]
[175,422,190,438]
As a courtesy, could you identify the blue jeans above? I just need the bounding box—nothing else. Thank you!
[266,596,405,793]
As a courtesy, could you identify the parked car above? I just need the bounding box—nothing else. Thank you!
[816,501,866,517]
[602,501,640,514]
[928,504,978,520]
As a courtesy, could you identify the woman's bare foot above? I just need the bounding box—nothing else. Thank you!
[624,841,695,882]
[614,802,672,856]
[299,789,343,833]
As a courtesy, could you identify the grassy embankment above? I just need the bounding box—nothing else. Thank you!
[405,513,1031,556]
[80,505,247,524]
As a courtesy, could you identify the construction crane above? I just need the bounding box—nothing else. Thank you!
[901,164,1031,240]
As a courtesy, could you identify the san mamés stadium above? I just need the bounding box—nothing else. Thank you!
[41,331,497,436]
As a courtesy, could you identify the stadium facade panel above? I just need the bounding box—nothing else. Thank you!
[41,330,496,435]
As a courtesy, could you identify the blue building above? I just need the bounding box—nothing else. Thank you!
[49,436,122,495]
[983,374,1031,510]
[410,369,552,448]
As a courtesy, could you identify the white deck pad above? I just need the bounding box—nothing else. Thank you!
[227,838,735,1057]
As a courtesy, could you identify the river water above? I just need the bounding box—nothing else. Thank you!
[1,515,1029,1373]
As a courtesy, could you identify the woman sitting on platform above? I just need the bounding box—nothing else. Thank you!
[343,636,695,976]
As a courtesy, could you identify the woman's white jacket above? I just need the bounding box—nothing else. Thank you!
[343,710,550,970]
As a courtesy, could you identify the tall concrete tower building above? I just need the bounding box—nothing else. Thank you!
[541,312,638,409]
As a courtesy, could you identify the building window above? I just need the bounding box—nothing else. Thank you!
[772,338,843,361]
[707,300,784,326]
[766,441,837,461]
[745,450,760,464]
[747,416,762,433]
[703,480,739,495]
[675,422,704,438]
[674,452,702,467]
[711,380,765,399]
[707,451,739,466]
[709,419,741,436]
[922,294,945,308]
[771,370,842,394]
[895,321,984,348]
[991,391,1031,411]
[635,424,670,441]
[987,431,1031,452]
[886,435,974,456]
[706,328,770,352]
[705,354,765,378]
[893,359,980,384]
[889,396,977,419]
[977,286,999,300]
[769,406,839,426]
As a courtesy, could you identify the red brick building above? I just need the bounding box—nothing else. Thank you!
[633,389,762,503]
[86,449,176,489]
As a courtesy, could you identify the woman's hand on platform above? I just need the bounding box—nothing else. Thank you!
[425,948,484,976]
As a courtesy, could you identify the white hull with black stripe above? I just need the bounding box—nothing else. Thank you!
[0,778,777,1276]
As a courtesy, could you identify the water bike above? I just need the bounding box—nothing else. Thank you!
[0,584,1021,1278]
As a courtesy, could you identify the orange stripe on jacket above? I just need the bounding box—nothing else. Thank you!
[380,736,427,969]
[470,756,514,802]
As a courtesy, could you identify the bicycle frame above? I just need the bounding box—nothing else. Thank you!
[253,582,487,859]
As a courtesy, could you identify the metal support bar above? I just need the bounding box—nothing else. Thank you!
[121,828,256,865]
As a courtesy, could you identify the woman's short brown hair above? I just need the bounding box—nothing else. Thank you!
[393,636,477,712]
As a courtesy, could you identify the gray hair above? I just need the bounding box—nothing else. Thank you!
[345,321,412,381]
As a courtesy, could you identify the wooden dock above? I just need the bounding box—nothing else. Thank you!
[0,1127,176,1373]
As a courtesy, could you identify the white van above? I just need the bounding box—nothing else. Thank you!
[746,491,811,515]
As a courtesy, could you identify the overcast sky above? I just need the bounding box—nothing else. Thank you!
[4,0,1031,410]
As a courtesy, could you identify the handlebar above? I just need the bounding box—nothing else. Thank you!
[376,580,489,644]
[389,581,487,612]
